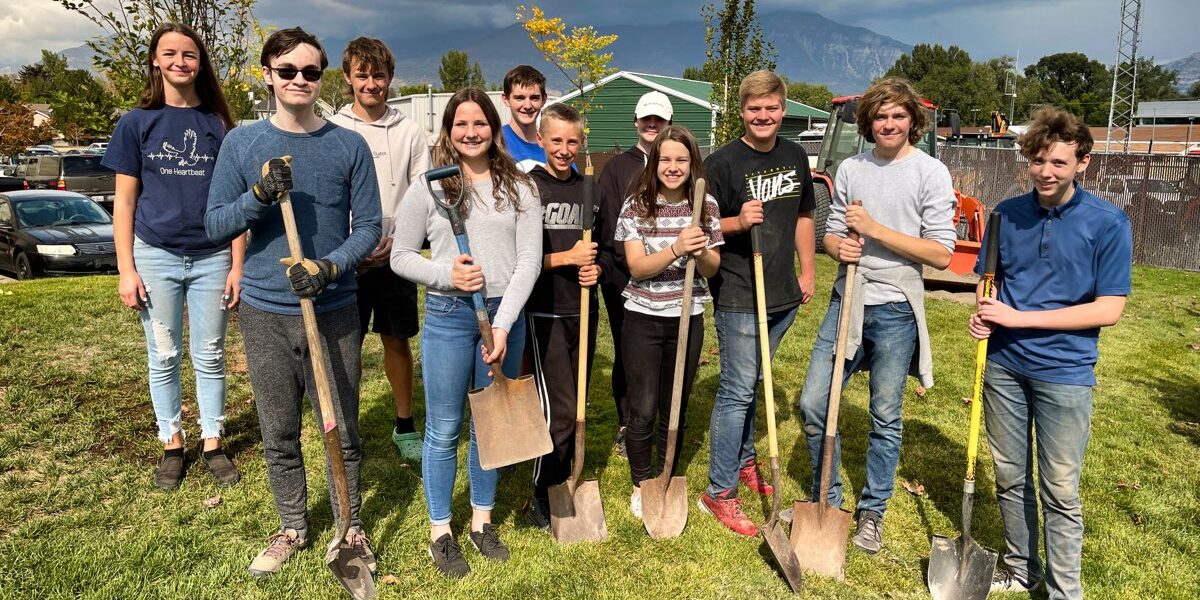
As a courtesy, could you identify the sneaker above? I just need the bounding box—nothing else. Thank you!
[853,510,883,554]
[991,568,1041,593]
[248,529,308,578]
[613,426,627,459]
[738,460,774,496]
[154,448,186,490]
[200,445,241,487]
[468,523,510,562]
[345,527,377,575]
[391,428,423,464]
[522,496,551,532]
[697,490,759,537]
[630,487,643,519]
[428,533,470,579]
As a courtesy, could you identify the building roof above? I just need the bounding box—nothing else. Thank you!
[1135,100,1200,119]
[551,71,829,120]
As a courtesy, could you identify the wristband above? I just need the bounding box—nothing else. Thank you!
[669,244,679,258]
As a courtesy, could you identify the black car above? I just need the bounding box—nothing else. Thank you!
[0,190,117,279]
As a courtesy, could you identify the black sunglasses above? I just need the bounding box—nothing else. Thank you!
[269,66,323,82]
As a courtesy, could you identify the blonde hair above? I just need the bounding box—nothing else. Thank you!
[855,77,931,146]
[738,70,786,107]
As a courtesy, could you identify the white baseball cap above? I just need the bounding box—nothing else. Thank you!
[635,91,673,120]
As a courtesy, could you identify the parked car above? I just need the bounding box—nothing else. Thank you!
[86,142,108,154]
[0,175,22,193]
[23,146,58,156]
[0,190,116,280]
[21,154,117,213]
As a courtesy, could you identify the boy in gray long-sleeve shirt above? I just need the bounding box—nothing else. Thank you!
[796,77,956,555]
[204,28,381,579]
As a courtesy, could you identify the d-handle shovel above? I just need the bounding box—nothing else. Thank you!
[789,201,862,580]
[751,224,804,593]
[424,166,552,471]
[641,178,706,540]
[928,211,1002,600]
[548,167,608,544]
[272,156,375,600]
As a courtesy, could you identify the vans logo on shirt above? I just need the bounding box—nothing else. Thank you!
[146,129,214,176]
[745,168,800,203]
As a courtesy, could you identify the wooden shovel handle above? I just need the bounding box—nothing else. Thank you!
[818,201,861,502]
[661,178,705,479]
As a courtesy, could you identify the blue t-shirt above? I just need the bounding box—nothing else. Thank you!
[975,185,1132,386]
[502,124,545,173]
[103,106,227,256]
[204,119,381,316]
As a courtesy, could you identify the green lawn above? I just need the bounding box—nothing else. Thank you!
[0,256,1197,599]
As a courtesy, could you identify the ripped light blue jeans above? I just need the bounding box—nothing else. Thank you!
[134,237,231,442]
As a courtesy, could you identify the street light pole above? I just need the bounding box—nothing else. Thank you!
[1188,116,1194,152]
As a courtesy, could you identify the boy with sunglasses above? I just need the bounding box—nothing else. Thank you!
[205,27,382,578]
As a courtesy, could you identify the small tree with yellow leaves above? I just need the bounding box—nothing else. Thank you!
[515,5,617,168]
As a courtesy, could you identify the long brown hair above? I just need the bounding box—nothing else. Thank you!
[855,77,930,146]
[433,87,530,215]
[629,125,710,230]
[137,22,234,130]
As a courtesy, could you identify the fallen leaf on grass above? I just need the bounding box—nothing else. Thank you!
[901,480,926,496]
[1131,513,1145,526]
[915,386,927,397]
[962,397,972,405]
[709,348,720,356]
[182,404,191,415]
[202,495,222,508]
[699,358,710,366]
[1116,480,1142,490]
[1189,343,1200,351]
[381,575,400,586]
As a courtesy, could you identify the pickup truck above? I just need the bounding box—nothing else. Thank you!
[21,154,116,213]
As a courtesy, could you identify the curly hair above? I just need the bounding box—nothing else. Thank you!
[1019,107,1093,160]
[629,125,711,231]
[432,87,531,216]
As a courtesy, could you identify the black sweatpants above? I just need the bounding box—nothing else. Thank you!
[527,313,598,499]
[622,310,704,486]
[600,283,629,427]
[239,303,363,537]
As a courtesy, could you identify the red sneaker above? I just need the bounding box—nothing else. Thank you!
[698,491,759,537]
[739,460,774,496]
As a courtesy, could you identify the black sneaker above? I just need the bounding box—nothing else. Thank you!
[428,533,470,579]
[154,448,186,490]
[522,497,551,532]
[469,523,510,562]
[613,426,627,459]
[200,445,241,487]
[853,510,883,554]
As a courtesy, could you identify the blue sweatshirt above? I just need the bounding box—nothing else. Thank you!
[205,119,381,315]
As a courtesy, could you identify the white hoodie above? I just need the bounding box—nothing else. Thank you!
[329,104,431,239]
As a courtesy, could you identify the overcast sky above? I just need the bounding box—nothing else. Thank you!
[2,0,1197,73]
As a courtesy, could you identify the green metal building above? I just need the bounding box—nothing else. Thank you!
[547,71,828,153]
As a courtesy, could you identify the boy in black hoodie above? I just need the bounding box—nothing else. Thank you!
[520,103,607,529]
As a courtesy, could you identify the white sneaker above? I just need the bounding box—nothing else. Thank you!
[630,487,643,519]
[991,569,1041,593]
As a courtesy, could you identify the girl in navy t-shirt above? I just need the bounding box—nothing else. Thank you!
[102,22,243,490]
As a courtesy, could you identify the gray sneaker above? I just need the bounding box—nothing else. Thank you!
[991,568,1041,593]
[248,529,308,578]
[345,526,376,575]
[852,510,883,554]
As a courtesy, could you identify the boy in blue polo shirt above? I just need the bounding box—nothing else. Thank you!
[968,107,1132,599]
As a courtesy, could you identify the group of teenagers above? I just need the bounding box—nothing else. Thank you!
[109,20,1131,600]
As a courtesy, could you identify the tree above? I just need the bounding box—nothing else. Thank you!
[1023,52,1111,125]
[17,50,73,102]
[701,0,777,145]
[319,67,350,111]
[1188,81,1200,98]
[885,44,1007,126]
[516,4,618,164]
[437,50,485,93]
[0,76,21,103]
[785,80,833,110]
[1133,58,1181,101]
[394,82,433,96]
[49,82,118,141]
[52,0,262,110]
[0,101,56,156]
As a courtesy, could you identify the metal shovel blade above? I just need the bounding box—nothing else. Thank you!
[548,478,608,543]
[789,499,853,579]
[928,533,997,600]
[469,373,553,470]
[764,519,804,593]
[641,474,688,539]
[326,541,376,600]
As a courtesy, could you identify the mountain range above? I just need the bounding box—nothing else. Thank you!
[1165,52,1200,92]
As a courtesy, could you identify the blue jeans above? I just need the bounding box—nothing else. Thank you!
[134,237,231,442]
[420,294,526,526]
[797,295,917,517]
[706,306,798,497]
[984,361,1092,600]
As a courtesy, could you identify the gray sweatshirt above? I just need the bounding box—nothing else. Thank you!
[390,177,543,332]
[826,149,956,305]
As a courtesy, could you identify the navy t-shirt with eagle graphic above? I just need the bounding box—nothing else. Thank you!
[704,137,815,313]
[103,105,227,256]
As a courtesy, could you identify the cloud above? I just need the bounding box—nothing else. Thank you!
[0,1,101,71]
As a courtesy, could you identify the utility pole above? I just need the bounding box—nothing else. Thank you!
[1106,0,1144,153]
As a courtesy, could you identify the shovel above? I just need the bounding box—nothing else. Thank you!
[548,167,608,544]
[273,156,375,600]
[928,211,1002,600]
[789,203,861,580]
[425,166,552,470]
[641,178,706,540]
[751,224,803,593]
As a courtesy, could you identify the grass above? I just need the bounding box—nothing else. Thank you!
[0,256,1197,599]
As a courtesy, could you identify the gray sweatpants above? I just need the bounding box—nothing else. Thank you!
[239,303,363,537]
